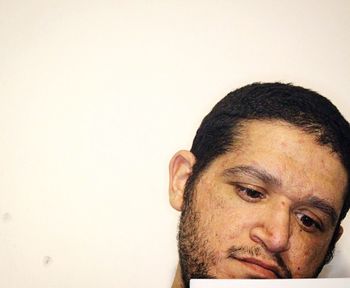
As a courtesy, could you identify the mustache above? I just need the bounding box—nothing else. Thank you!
[227,246,292,278]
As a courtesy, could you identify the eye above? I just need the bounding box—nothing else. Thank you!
[236,185,265,203]
[296,212,323,232]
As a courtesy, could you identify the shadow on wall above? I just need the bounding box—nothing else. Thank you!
[319,250,350,278]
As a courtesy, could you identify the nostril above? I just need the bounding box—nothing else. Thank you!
[251,234,264,245]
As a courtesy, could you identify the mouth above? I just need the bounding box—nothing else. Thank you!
[235,257,281,278]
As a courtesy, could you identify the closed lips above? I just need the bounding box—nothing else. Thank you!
[236,257,282,278]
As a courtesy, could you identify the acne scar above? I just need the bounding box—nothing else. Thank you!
[303,248,312,257]
[216,197,226,209]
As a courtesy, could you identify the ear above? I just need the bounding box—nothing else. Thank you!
[334,225,343,243]
[168,150,196,211]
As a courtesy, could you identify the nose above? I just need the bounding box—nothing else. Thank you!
[249,203,291,253]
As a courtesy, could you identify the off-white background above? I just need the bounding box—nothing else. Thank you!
[0,0,349,287]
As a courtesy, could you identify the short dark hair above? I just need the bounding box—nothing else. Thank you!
[184,82,350,263]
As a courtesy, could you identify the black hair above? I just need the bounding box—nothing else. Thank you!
[184,82,350,264]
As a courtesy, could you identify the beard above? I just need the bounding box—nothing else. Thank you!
[178,200,216,288]
[177,185,336,288]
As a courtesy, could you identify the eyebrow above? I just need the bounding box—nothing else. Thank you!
[223,165,282,187]
[223,165,339,225]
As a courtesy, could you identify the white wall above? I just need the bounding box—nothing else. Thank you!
[0,0,349,287]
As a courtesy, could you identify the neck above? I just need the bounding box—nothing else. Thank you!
[172,264,184,288]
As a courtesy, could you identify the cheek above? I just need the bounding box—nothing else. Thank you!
[194,179,251,249]
[287,232,331,277]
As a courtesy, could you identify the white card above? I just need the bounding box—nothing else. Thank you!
[190,278,350,288]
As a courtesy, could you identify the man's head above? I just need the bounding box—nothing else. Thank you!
[169,83,350,287]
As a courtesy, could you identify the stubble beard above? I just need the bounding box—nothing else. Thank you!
[178,200,216,288]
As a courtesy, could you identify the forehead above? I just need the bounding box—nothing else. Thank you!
[211,120,347,211]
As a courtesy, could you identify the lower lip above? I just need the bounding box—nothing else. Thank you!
[237,259,278,279]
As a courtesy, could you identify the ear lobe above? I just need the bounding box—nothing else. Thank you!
[168,150,196,211]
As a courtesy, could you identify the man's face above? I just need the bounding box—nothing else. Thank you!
[171,120,347,285]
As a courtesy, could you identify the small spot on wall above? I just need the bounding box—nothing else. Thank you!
[2,213,11,222]
[43,256,53,266]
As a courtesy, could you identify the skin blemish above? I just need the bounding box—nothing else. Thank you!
[303,248,313,258]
